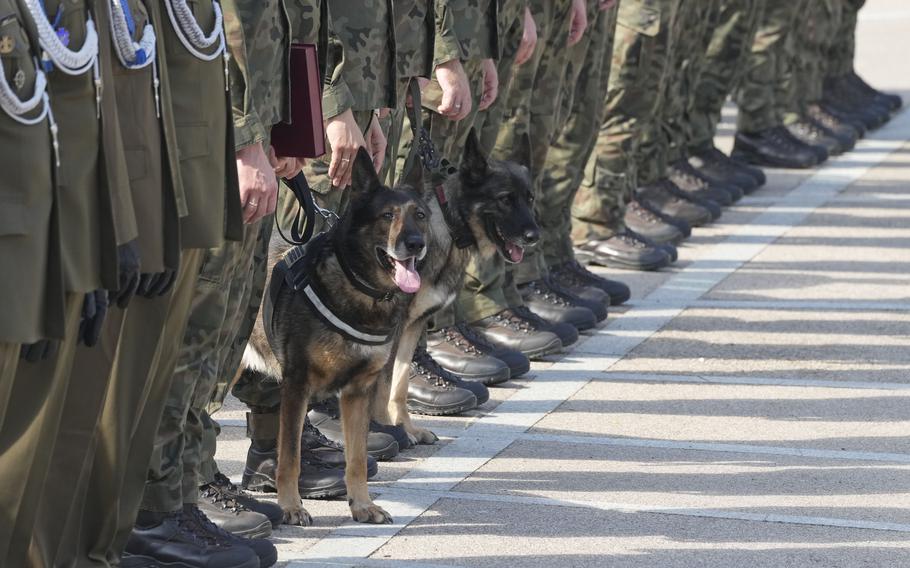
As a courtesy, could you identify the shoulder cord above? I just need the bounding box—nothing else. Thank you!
[163,0,228,91]
[107,0,161,116]
[0,58,58,164]
[23,0,102,118]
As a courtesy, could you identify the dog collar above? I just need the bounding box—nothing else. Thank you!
[434,184,475,250]
[333,235,397,302]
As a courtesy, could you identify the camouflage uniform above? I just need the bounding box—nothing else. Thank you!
[686,0,764,152]
[457,0,528,324]
[734,0,805,134]
[141,0,289,514]
[572,0,680,243]
[783,0,841,125]
[537,2,618,269]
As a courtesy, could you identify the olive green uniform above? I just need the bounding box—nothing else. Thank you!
[0,0,141,564]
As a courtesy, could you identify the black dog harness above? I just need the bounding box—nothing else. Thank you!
[263,233,396,347]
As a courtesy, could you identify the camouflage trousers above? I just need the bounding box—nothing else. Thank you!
[783,0,843,124]
[572,0,680,243]
[458,0,527,323]
[537,4,617,268]
[686,0,764,151]
[494,0,574,286]
[735,0,806,133]
[828,0,865,78]
[142,217,273,512]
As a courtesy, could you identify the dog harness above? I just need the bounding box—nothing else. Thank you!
[264,233,397,348]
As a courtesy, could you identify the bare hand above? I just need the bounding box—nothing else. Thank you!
[478,58,499,111]
[568,0,588,46]
[515,7,538,66]
[434,59,472,120]
[366,115,388,173]
[236,142,278,223]
[268,147,304,179]
[325,109,367,188]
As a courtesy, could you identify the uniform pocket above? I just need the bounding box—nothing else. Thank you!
[0,196,28,236]
[176,122,210,160]
[125,147,150,182]
[0,13,39,101]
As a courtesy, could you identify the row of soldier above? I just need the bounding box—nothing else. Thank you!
[0,0,900,567]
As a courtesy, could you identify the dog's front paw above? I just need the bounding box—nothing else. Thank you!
[407,426,438,445]
[350,501,393,524]
[282,505,313,526]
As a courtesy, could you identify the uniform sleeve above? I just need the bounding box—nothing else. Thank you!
[222,0,268,149]
[434,0,467,66]
[321,30,355,119]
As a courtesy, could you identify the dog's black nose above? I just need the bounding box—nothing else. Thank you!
[404,235,425,254]
[522,228,540,246]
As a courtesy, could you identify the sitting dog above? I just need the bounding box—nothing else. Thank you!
[376,130,541,445]
[242,147,431,526]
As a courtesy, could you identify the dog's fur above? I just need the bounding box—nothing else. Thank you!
[373,130,540,445]
[242,147,430,526]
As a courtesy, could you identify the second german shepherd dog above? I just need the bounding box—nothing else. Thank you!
[243,147,431,526]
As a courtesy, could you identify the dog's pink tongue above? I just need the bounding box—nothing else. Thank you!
[392,257,421,293]
[506,242,524,263]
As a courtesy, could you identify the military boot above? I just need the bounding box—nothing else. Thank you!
[119,553,160,568]
[470,308,566,358]
[821,83,884,130]
[689,145,763,192]
[780,124,829,163]
[307,398,403,459]
[427,326,511,385]
[547,262,611,306]
[847,71,902,111]
[302,416,379,477]
[634,199,693,238]
[455,321,531,378]
[407,348,480,415]
[805,104,860,150]
[827,76,891,126]
[623,200,686,245]
[199,475,278,538]
[126,510,259,568]
[667,159,740,206]
[518,279,598,331]
[553,260,631,306]
[575,229,671,271]
[636,179,718,226]
[786,118,844,156]
[184,504,278,568]
[732,126,820,169]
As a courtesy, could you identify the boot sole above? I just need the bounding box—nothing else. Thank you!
[229,518,273,540]
[524,336,566,360]
[731,149,817,170]
[241,471,348,499]
[439,366,511,386]
[582,251,670,272]
[407,394,478,416]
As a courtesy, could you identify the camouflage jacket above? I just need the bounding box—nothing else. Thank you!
[434,0,499,65]
[394,0,434,79]
[222,0,291,149]
[323,0,396,118]
[498,0,527,39]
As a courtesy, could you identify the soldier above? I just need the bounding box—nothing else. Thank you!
[686,0,768,193]
[731,0,828,169]
[572,0,701,272]
[536,1,632,310]
[0,0,151,564]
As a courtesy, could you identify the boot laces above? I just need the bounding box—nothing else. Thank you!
[629,201,662,223]
[529,281,571,307]
[412,350,456,388]
[304,417,343,450]
[455,322,496,351]
[173,508,221,547]
[441,327,482,355]
[184,504,238,547]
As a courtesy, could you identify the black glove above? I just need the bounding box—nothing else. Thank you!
[137,268,177,299]
[20,340,59,363]
[110,240,141,309]
[78,290,109,347]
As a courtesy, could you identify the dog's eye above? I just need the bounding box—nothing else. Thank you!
[498,195,511,205]
[382,212,394,221]
[415,210,426,220]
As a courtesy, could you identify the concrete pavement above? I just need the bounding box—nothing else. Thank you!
[214,1,910,565]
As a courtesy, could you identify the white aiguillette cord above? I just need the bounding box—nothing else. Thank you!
[0,56,58,164]
[108,0,161,116]
[163,0,229,91]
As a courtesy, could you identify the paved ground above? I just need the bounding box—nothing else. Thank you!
[214,2,910,565]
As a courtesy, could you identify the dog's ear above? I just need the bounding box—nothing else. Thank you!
[400,159,424,191]
[350,146,383,194]
[460,129,489,186]
[509,132,532,170]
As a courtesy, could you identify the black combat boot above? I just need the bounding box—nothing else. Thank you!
[302,416,379,477]
[518,278,598,330]
[623,199,686,245]
[199,473,279,536]
[548,262,611,306]
[427,326,511,385]
[407,347,481,414]
[307,397,403,459]
[185,504,278,568]
[732,126,820,169]
[126,510,259,568]
[667,159,740,206]
[554,260,631,306]
[847,71,901,111]
[455,321,531,378]
[470,308,565,359]
[689,144,763,191]
[636,179,718,226]
[805,104,860,150]
[786,118,844,156]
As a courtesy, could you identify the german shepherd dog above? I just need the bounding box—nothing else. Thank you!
[242,147,431,526]
[374,130,540,446]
